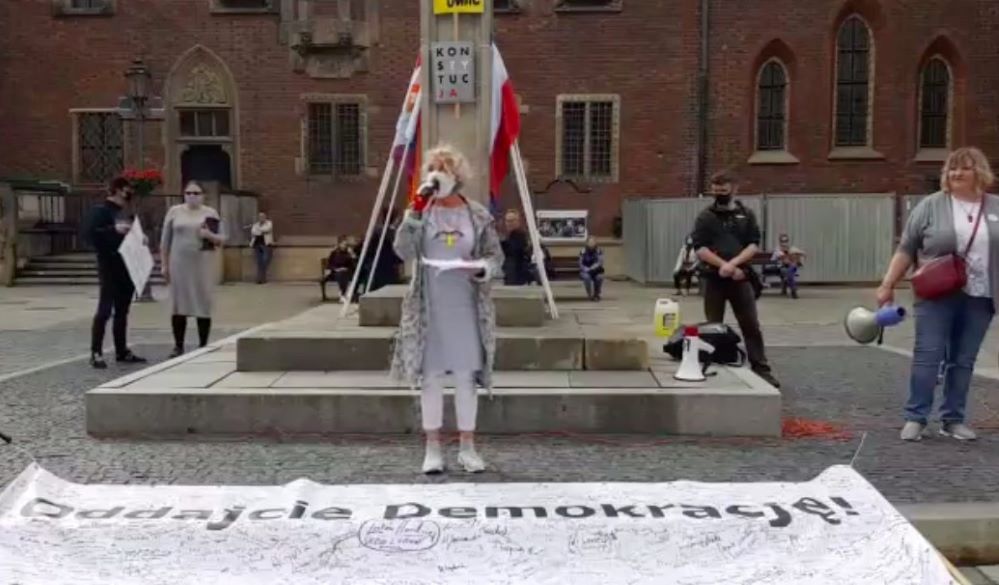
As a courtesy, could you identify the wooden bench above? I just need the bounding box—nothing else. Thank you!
[549,255,578,280]
[749,251,788,291]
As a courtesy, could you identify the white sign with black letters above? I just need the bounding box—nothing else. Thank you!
[432,42,475,104]
[0,464,955,584]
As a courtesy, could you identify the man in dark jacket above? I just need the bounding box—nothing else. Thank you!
[691,171,779,388]
[87,176,146,368]
[358,208,402,296]
[501,209,532,285]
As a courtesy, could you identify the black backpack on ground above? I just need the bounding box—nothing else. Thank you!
[662,322,747,371]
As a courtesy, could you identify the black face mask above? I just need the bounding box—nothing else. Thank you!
[714,194,732,206]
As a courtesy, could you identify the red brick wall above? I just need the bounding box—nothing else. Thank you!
[709,0,999,197]
[1,0,997,237]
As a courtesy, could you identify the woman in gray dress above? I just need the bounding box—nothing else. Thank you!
[391,144,504,475]
[161,180,226,357]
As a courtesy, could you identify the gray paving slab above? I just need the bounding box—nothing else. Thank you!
[213,371,284,388]
[276,371,400,388]
[569,370,658,388]
[493,371,570,388]
[186,350,237,364]
[977,566,999,584]
[128,363,235,389]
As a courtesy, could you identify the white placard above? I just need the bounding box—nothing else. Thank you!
[537,209,588,243]
[421,257,489,273]
[0,464,954,584]
[117,216,154,293]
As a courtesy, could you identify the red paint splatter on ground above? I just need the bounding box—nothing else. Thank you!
[782,418,853,441]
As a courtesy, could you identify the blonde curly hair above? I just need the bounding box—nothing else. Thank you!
[424,143,473,185]
[941,147,995,193]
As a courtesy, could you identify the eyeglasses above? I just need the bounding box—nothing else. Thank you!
[184,191,203,196]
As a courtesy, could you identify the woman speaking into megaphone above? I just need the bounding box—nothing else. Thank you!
[390,144,504,475]
[877,147,997,443]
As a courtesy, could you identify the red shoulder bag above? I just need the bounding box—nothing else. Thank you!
[910,201,984,300]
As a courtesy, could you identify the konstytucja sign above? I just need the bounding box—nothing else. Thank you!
[0,464,956,584]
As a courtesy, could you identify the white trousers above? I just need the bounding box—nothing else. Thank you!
[421,370,478,432]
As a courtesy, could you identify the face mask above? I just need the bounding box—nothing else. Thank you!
[185,193,204,207]
[426,170,458,199]
[714,194,732,206]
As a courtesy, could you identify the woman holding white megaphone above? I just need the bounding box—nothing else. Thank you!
[877,147,997,442]
[391,144,504,474]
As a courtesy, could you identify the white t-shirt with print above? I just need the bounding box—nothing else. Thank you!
[952,197,990,298]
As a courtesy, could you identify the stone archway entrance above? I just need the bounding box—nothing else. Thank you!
[163,46,240,193]
[181,144,232,189]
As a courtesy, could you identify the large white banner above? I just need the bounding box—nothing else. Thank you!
[0,464,954,584]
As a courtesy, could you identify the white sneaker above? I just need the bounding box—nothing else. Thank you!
[900,421,925,441]
[421,441,445,474]
[939,422,977,441]
[457,448,486,473]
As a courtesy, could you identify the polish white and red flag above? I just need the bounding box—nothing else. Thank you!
[489,44,521,207]
[391,46,521,208]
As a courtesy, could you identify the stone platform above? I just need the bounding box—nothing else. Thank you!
[360,285,546,327]
[83,292,781,438]
[85,344,780,437]
[237,303,648,371]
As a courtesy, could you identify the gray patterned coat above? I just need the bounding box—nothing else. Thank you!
[389,197,505,390]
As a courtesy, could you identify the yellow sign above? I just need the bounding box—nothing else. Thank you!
[433,0,485,14]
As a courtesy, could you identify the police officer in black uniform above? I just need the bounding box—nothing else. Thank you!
[691,171,779,388]
[87,176,147,369]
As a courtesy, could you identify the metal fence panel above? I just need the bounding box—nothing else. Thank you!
[901,194,928,229]
[764,194,895,283]
[621,196,762,284]
[621,198,649,283]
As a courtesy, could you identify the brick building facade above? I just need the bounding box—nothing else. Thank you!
[1,0,997,239]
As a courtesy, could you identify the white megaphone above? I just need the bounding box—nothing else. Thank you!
[844,305,907,345]
[674,326,715,382]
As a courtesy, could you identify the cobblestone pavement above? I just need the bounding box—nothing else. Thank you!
[2,343,998,505]
[0,283,320,377]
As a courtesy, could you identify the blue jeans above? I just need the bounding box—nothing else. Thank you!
[906,293,994,424]
[254,245,272,283]
[581,271,603,299]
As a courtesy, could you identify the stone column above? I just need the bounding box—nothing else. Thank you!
[0,183,17,286]
[419,0,493,205]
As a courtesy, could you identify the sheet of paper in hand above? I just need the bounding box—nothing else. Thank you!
[0,464,957,585]
[422,257,488,273]
[117,216,154,293]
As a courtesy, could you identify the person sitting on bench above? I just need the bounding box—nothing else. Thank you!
[673,234,699,296]
[771,233,805,298]
[579,236,605,301]
[321,237,356,301]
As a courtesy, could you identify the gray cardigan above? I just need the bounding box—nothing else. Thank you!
[899,190,999,302]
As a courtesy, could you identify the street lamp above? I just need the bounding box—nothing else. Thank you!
[124,58,151,167]
[124,59,155,302]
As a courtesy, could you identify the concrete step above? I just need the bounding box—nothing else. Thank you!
[86,384,781,437]
[18,269,163,278]
[359,284,545,327]
[13,276,166,286]
[236,330,647,371]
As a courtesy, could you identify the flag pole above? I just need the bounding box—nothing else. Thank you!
[365,132,414,294]
[340,144,398,318]
[511,141,558,319]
